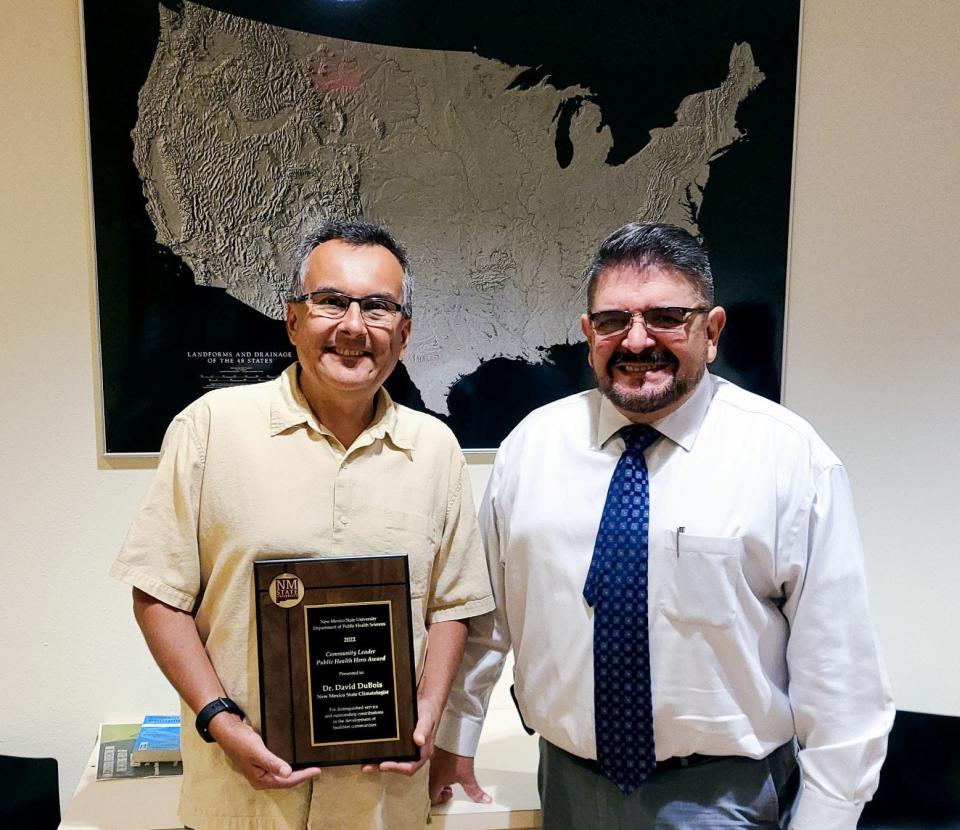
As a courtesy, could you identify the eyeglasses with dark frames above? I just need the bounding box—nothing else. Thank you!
[288,289,410,326]
[588,306,710,336]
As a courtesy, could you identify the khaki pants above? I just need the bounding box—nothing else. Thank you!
[185,762,430,830]
[307,763,431,830]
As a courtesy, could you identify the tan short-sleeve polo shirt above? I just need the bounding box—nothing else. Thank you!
[111,364,495,829]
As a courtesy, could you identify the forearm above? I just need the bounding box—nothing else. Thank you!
[358,619,468,777]
[418,619,468,713]
[419,619,469,712]
[131,587,322,787]
[132,587,227,715]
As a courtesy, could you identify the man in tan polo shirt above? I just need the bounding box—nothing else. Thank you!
[112,219,495,830]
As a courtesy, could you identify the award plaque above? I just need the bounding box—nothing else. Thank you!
[253,555,419,767]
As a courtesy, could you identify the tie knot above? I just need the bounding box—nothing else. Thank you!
[621,424,659,453]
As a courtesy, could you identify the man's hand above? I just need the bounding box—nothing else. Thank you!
[360,698,440,777]
[428,747,490,805]
[209,713,321,790]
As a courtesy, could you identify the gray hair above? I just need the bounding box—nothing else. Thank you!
[585,222,714,309]
[293,219,414,317]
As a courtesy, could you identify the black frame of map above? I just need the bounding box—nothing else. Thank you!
[83,0,800,454]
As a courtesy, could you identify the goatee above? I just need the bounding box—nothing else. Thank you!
[598,348,701,414]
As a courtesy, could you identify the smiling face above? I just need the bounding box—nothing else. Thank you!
[581,263,726,423]
[286,239,411,414]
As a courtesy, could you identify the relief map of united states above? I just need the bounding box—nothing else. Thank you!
[85,0,798,451]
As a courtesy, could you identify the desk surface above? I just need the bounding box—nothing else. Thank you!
[59,708,541,830]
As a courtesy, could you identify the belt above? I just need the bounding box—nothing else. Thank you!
[554,744,726,776]
[656,740,797,773]
[547,738,796,776]
[655,753,724,772]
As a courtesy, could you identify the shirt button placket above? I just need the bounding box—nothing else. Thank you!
[333,455,353,544]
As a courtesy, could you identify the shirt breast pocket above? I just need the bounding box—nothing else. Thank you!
[383,509,438,600]
[659,532,742,628]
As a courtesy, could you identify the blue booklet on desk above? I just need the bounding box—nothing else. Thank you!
[96,722,182,780]
[132,714,181,765]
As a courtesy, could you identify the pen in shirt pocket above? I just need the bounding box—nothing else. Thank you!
[675,526,685,557]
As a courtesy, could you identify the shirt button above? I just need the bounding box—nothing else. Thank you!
[339,515,348,526]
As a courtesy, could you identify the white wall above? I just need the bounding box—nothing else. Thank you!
[1,0,957,810]
[785,1,960,715]
[0,0,183,809]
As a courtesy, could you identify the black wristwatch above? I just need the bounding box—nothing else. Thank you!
[195,696,245,743]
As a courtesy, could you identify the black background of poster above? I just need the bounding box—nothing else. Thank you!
[84,0,799,453]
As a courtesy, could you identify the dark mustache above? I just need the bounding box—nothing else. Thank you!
[609,349,677,368]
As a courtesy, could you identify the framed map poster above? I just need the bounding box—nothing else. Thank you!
[84,0,800,454]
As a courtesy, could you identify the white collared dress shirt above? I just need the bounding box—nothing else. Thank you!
[437,373,894,830]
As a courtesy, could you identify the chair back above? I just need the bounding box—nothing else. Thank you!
[0,754,61,830]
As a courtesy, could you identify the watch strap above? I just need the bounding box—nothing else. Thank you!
[195,696,245,743]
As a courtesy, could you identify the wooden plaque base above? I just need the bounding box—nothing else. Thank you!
[254,555,419,767]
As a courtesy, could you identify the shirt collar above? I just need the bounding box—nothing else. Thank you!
[594,371,716,452]
[269,363,414,451]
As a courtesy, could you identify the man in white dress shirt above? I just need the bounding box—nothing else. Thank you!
[429,223,894,829]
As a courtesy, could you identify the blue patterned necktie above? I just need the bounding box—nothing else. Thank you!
[583,424,661,794]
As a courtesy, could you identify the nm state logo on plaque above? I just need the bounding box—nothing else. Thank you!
[269,573,304,608]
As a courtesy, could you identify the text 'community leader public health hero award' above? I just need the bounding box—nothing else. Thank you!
[254,555,419,767]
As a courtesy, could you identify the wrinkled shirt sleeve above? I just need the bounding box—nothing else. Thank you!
[436,455,513,756]
[782,464,895,829]
[110,409,206,611]
[425,450,497,624]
